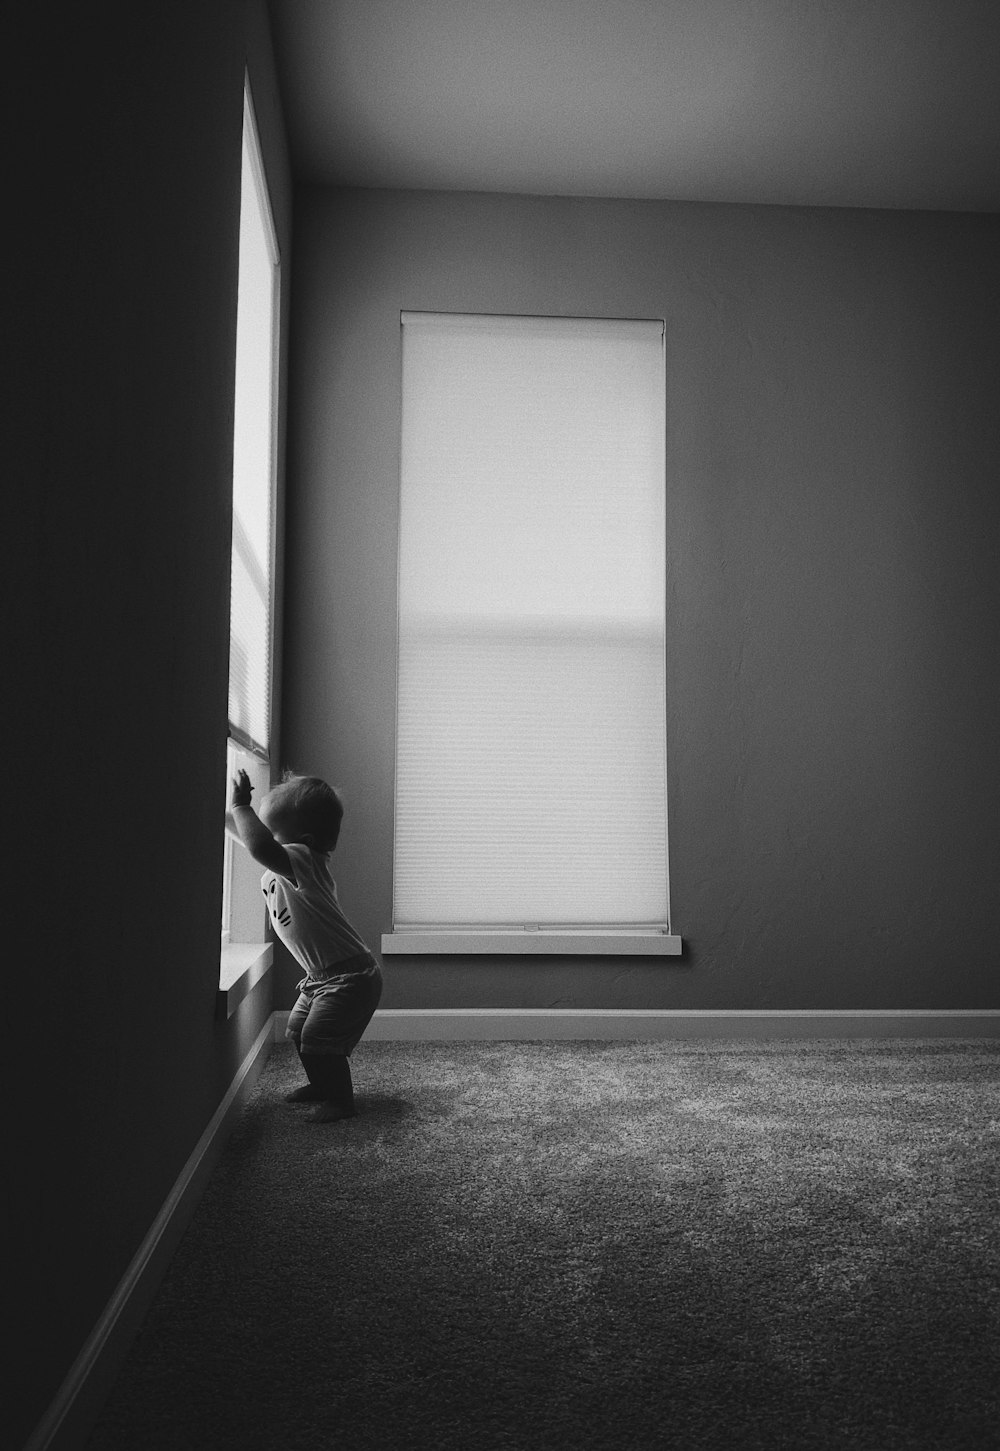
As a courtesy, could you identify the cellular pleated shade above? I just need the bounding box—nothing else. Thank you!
[394,312,669,929]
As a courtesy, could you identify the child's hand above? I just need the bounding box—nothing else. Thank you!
[231,770,254,809]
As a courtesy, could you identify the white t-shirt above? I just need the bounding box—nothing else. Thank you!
[261,843,373,982]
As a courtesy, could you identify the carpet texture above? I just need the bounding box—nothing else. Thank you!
[85,1039,1000,1450]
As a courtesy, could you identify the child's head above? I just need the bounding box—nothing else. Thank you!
[258,772,344,852]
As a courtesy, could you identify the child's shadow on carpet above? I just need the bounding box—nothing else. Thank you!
[357,1092,414,1121]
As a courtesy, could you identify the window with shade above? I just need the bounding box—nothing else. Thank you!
[221,81,279,958]
[383,312,681,957]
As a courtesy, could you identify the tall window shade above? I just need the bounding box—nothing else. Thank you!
[228,87,278,758]
[392,312,670,938]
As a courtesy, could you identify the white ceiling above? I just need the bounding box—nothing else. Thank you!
[267,0,1000,212]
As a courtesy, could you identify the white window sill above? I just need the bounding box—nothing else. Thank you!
[218,942,273,1018]
[381,931,683,956]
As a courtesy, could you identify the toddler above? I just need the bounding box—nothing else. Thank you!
[227,768,383,1122]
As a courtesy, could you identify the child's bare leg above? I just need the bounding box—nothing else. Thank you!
[284,1043,326,1102]
[284,1002,324,1101]
[300,1053,355,1122]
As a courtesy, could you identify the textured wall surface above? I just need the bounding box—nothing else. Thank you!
[282,187,1000,1012]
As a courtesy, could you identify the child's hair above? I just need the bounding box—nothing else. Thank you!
[277,770,344,851]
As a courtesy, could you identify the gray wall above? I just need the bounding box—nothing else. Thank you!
[8,3,291,1444]
[282,187,1000,1012]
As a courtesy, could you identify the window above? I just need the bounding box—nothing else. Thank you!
[228,83,278,764]
[384,312,680,956]
[220,79,280,999]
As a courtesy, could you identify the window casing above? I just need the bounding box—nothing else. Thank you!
[385,312,680,956]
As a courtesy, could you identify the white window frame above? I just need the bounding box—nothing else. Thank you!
[383,311,681,957]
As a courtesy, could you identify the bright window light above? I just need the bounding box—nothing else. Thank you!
[228,85,278,759]
[222,80,279,954]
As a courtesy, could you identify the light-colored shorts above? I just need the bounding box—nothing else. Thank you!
[285,954,383,1057]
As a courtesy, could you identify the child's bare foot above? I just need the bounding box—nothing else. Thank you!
[309,1101,356,1123]
[284,1084,325,1103]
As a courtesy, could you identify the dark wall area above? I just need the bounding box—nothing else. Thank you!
[8,4,290,1444]
[281,187,1000,1012]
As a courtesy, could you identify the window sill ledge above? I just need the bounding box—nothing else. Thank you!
[381,931,683,957]
[218,942,273,1019]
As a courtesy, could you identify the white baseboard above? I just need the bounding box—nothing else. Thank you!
[25,1017,276,1451]
[357,1008,1000,1041]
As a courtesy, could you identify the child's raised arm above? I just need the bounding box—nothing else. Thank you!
[227,770,293,878]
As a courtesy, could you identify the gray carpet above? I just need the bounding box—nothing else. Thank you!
[86,1039,1000,1450]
